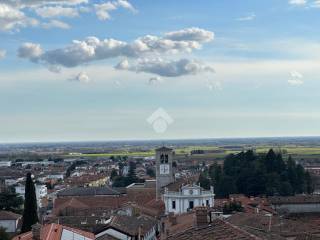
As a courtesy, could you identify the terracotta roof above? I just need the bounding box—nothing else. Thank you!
[12,223,95,240]
[167,219,261,240]
[57,186,123,197]
[228,212,320,238]
[54,196,126,215]
[0,210,21,220]
[96,215,157,237]
[53,197,89,215]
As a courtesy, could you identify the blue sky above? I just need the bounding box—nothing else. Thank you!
[0,0,320,142]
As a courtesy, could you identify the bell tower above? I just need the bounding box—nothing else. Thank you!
[156,146,174,199]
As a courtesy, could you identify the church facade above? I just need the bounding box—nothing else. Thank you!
[162,184,215,214]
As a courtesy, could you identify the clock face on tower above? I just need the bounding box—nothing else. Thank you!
[160,164,170,175]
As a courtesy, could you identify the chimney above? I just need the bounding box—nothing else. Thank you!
[32,223,41,240]
[195,207,208,227]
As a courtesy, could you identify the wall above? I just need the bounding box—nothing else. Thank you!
[0,220,17,233]
[273,203,320,213]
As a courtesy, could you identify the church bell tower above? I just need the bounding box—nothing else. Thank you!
[156,146,174,199]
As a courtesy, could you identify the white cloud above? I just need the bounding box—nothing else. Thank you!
[206,79,222,91]
[290,70,303,79]
[148,76,163,85]
[0,3,38,31]
[18,42,43,61]
[288,70,304,86]
[236,13,256,21]
[288,79,304,85]
[94,0,136,21]
[35,6,79,18]
[311,0,320,7]
[0,49,6,59]
[18,27,215,71]
[42,19,70,29]
[115,59,130,70]
[0,0,135,31]
[121,58,215,77]
[165,27,214,43]
[289,0,307,5]
[69,71,91,83]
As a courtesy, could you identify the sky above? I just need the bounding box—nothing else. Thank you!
[0,0,320,143]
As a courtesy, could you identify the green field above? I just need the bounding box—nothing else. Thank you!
[64,145,320,161]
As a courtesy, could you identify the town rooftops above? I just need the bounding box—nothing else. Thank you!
[12,223,95,240]
[268,195,320,205]
[57,186,125,197]
[95,215,157,237]
[167,218,261,240]
[0,210,21,220]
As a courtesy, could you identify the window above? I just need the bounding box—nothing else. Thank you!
[165,154,168,163]
[172,200,176,209]
[206,200,209,206]
[160,154,164,163]
[189,201,194,209]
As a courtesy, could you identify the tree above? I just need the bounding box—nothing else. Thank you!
[127,161,137,183]
[198,173,210,190]
[305,172,314,194]
[0,191,23,214]
[110,169,118,180]
[21,173,39,233]
[146,168,155,178]
[0,227,10,240]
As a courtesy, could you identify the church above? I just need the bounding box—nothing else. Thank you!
[155,147,215,214]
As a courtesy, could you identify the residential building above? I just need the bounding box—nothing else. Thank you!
[0,211,21,233]
[269,195,320,214]
[12,223,95,240]
[95,215,158,240]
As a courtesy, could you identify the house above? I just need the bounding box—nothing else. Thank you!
[269,195,320,214]
[162,183,214,214]
[95,215,158,240]
[165,207,262,240]
[0,211,21,233]
[12,223,95,240]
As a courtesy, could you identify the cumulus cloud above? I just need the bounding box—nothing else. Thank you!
[206,79,222,91]
[148,76,163,85]
[165,27,214,43]
[289,0,307,5]
[288,70,304,86]
[0,0,135,31]
[69,71,91,83]
[236,13,256,21]
[95,0,136,20]
[42,19,70,29]
[121,58,215,77]
[18,27,214,69]
[18,42,43,61]
[35,6,79,18]
[0,3,38,31]
[311,0,320,7]
[0,49,6,59]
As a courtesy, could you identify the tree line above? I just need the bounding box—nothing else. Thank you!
[199,149,314,198]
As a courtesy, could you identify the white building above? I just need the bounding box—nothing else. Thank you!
[0,161,12,167]
[163,183,215,214]
[15,184,48,208]
[0,211,21,233]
